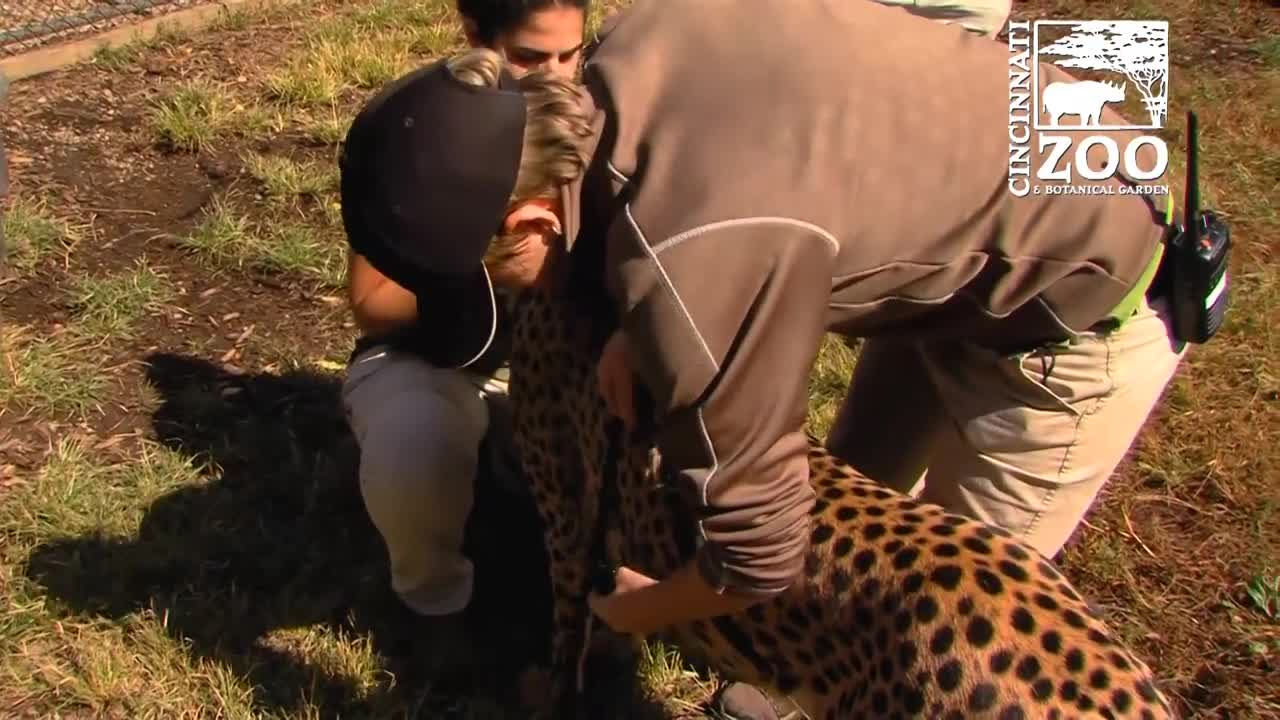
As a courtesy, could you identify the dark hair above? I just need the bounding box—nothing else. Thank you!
[456,0,589,46]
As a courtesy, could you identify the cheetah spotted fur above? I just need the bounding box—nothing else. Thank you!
[507,286,1177,719]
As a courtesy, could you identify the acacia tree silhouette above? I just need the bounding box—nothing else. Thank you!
[1039,21,1169,127]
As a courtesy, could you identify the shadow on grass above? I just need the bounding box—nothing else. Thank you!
[20,352,579,717]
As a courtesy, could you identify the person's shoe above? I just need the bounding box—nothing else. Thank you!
[708,682,781,720]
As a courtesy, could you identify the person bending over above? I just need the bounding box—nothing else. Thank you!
[346,0,1201,714]
[340,0,587,675]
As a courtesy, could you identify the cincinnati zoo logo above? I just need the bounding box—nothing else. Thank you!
[1006,20,1171,198]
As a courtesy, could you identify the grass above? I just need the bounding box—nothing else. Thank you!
[150,80,247,153]
[90,21,189,71]
[209,0,299,33]
[180,198,346,287]
[1043,5,1280,711]
[178,196,256,259]
[635,641,720,718]
[0,327,107,419]
[263,34,414,107]
[262,2,460,108]
[263,223,347,287]
[0,357,493,718]
[1,196,82,273]
[67,260,175,340]
[300,111,352,146]
[263,56,347,109]
[91,0,299,72]
[805,335,858,434]
[0,438,269,719]
[1246,574,1280,621]
[259,29,440,106]
[3,437,204,542]
[0,0,1277,717]
[92,42,145,72]
[243,153,339,197]
[1253,36,1280,68]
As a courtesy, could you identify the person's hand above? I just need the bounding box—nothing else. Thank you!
[587,565,658,634]
[597,330,637,430]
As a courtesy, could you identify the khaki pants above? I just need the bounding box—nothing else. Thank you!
[342,345,509,616]
[826,296,1185,559]
[875,0,1012,38]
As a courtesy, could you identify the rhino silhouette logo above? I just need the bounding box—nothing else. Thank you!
[1042,79,1125,127]
[1032,20,1169,131]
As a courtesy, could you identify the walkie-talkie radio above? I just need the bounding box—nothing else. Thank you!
[1166,110,1231,344]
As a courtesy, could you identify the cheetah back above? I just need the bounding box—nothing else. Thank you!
[508,287,1176,719]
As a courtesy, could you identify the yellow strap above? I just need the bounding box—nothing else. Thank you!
[1103,241,1165,328]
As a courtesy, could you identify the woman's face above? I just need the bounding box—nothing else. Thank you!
[470,4,584,289]
[489,4,586,80]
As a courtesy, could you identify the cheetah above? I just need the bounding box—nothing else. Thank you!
[507,285,1177,719]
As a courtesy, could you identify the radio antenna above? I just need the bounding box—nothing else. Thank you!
[1185,110,1200,234]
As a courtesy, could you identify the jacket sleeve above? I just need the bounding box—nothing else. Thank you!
[608,216,833,599]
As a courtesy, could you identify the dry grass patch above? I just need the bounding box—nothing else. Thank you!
[0,380,487,718]
[0,327,108,419]
[263,55,348,109]
[1,196,83,274]
[0,439,256,719]
[263,35,412,108]
[149,80,274,153]
[209,0,305,33]
[300,111,353,146]
[3,438,206,546]
[1047,8,1280,713]
[635,641,720,718]
[66,259,176,341]
[91,42,147,72]
[177,197,257,262]
[264,222,348,288]
[1255,37,1280,68]
[243,153,340,198]
[89,21,189,72]
[263,1,462,109]
[805,335,858,436]
[179,197,346,287]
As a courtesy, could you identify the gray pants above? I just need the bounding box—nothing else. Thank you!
[342,345,509,616]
